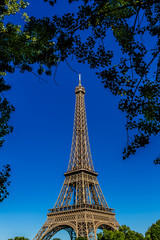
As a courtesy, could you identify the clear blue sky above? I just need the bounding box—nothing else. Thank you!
[0,1,160,240]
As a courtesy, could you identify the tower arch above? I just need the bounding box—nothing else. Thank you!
[95,221,117,232]
[42,223,77,240]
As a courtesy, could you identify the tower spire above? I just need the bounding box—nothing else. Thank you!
[67,76,94,172]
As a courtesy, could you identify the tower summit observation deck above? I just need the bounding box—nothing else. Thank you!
[34,75,119,240]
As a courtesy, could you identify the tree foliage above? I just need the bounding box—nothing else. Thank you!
[97,221,160,240]
[36,0,160,163]
[8,237,29,240]
[145,220,160,240]
[0,0,58,147]
[0,0,60,202]
[98,229,125,240]
[97,225,144,240]
[0,0,29,203]
[0,164,11,202]
[8,237,61,240]
[1,1,160,204]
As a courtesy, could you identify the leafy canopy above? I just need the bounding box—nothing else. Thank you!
[145,220,160,240]
[0,0,30,202]
[0,0,60,202]
[1,1,160,204]
[34,0,160,163]
[98,224,144,240]
[1,0,160,203]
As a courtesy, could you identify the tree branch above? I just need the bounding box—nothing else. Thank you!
[132,50,160,100]
[71,0,159,35]
[65,59,79,74]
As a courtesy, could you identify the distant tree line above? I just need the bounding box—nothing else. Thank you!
[97,220,160,240]
[8,237,61,240]
[8,237,29,240]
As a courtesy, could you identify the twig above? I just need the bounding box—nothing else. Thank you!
[65,59,79,74]
[31,71,48,84]
[132,50,160,100]
[0,92,5,98]
[139,11,145,28]
[71,0,159,35]
[53,63,60,86]
[133,8,140,31]
[14,66,48,84]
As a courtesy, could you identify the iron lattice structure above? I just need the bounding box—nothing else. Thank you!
[34,76,119,240]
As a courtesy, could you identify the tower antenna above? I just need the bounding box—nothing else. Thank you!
[79,73,81,86]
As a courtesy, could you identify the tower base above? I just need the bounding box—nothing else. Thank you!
[34,206,119,240]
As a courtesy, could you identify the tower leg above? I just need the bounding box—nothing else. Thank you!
[66,227,77,240]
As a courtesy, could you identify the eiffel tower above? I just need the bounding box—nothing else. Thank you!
[34,75,119,240]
